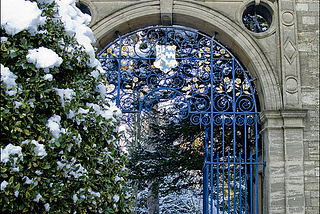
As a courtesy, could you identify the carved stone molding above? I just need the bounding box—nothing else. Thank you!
[279,0,302,109]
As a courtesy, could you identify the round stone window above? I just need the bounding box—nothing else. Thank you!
[242,3,273,33]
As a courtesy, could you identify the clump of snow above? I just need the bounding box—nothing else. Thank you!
[44,74,53,81]
[1,37,8,42]
[1,180,9,191]
[54,0,105,71]
[0,0,45,35]
[55,88,76,107]
[113,195,120,203]
[88,189,101,198]
[57,156,88,179]
[1,144,23,164]
[73,194,78,203]
[115,175,124,182]
[23,176,38,186]
[1,64,18,96]
[95,83,107,99]
[26,47,63,69]
[33,193,42,202]
[31,140,47,158]
[44,203,50,212]
[22,140,47,158]
[14,101,23,109]
[47,115,62,139]
[86,102,122,123]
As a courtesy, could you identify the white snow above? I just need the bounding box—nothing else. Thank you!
[0,0,45,36]
[73,194,78,203]
[1,144,23,164]
[44,203,50,212]
[47,115,62,139]
[88,189,101,198]
[1,180,9,191]
[31,140,47,158]
[1,64,18,96]
[23,176,38,186]
[114,175,123,182]
[113,195,120,203]
[95,83,107,99]
[55,88,76,107]
[57,157,88,179]
[44,74,53,81]
[86,102,122,122]
[55,0,99,67]
[1,37,8,42]
[33,193,42,202]
[26,47,63,69]
[14,101,23,109]
[78,107,89,114]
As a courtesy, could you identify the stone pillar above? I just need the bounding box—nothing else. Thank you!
[260,110,286,214]
[279,0,302,108]
[281,109,307,214]
[260,109,307,214]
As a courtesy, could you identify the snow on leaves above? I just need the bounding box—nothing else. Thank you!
[0,0,130,213]
[0,64,18,96]
[26,47,63,69]
[1,0,45,36]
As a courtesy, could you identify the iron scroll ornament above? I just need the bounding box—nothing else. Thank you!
[98,26,264,214]
[98,26,259,126]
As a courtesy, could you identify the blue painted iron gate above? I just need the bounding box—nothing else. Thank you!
[98,26,265,213]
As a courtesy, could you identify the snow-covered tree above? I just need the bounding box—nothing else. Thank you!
[0,0,131,213]
[123,109,204,213]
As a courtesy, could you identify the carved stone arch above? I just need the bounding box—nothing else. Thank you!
[91,1,282,112]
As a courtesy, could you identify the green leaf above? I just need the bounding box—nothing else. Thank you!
[19,204,24,211]
[14,183,20,192]
[43,164,51,169]
[25,191,30,198]
[9,51,18,58]
[2,109,10,114]
[1,174,8,178]
[55,141,60,147]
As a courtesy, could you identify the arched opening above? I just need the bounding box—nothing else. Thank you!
[98,26,264,213]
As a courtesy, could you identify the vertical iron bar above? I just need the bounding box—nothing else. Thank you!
[245,122,248,213]
[250,152,253,214]
[239,153,242,213]
[216,153,220,214]
[232,59,237,214]
[227,152,231,214]
[255,114,259,214]
[210,36,215,214]
[222,119,225,213]
[204,126,209,214]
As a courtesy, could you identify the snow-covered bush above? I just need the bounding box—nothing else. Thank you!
[0,0,131,213]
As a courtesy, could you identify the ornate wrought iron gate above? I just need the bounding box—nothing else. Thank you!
[98,26,264,214]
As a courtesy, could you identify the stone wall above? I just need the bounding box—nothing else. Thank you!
[80,0,319,213]
[296,1,319,213]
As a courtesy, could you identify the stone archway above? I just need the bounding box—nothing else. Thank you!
[91,1,282,112]
[89,1,288,214]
